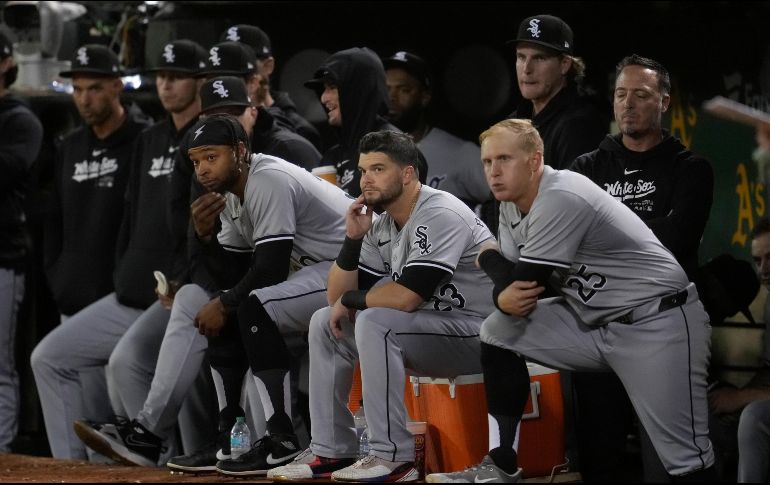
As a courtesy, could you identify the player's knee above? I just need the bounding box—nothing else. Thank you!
[308,306,333,344]
[173,284,210,323]
[352,307,390,341]
[237,295,291,371]
[479,313,519,345]
[739,401,770,439]
[30,332,65,371]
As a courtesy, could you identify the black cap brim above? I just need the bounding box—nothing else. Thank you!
[201,101,251,113]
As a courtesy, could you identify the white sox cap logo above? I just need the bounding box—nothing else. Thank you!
[527,19,541,38]
[76,47,89,65]
[209,47,221,66]
[212,80,229,98]
[226,26,240,41]
[394,51,408,61]
[163,44,175,63]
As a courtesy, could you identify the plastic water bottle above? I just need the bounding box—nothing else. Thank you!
[353,400,367,441]
[358,427,370,458]
[230,416,251,459]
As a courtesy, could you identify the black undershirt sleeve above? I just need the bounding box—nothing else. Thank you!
[478,249,556,313]
[396,265,452,301]
[219,239,294,310]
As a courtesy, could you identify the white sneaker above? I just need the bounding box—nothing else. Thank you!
[425,455,522,483]
[267,448,356,481]
[331,454,418,482]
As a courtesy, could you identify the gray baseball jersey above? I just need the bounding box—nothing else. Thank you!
[498,166,689,326]
[217,153,352,268]
[484,166,713,474]
[358,185,495,318]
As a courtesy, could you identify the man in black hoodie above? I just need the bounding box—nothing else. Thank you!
[508,14,608,170]
[570,54,714,482]
[0,30,43,453]
[304,47,400,196]
[30,42,201,461]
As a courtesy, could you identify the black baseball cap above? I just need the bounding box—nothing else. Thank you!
[506,14,574,55]
[200,76,251,113]
[0,30,12,59]
[59,44,123,78]
[303,67,337,93]
[220,24,272,59]
[145,39,207,75]
[382,51,431,89]
[199,41,257,77]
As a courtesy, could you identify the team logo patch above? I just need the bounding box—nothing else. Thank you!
[527,19,541,38]
[193,125,205,140]
[163,44,175,63]
[209,47,221,66]
[414,225,432,255]
[76,47,89,65]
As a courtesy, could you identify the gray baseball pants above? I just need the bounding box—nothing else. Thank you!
[480,283,714,476]
[308,306,484,462]
[107,285,217,455]
[0,268,24,452]
[30,292,153,459]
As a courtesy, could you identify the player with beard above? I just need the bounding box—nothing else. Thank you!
[268,130,495,482]
[383,51,489,210]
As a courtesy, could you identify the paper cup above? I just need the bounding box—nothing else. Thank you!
[312,165,338,186]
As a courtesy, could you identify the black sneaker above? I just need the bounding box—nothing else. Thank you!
[73,417,162,467]
[166,430,231,473]
[216,433,302,476]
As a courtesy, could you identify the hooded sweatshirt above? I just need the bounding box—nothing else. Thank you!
[570,132,714,277]
[0,95,43,269]
[44,103,152,315]
[312,47,399,196]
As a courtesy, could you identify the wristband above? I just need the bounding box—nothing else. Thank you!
[336,236,363,271]
[341,290,368,310]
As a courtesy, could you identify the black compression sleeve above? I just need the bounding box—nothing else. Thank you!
[336,236,363,271]
[396,265,451,301]
[478,249,518,288]
[220,239,293,310]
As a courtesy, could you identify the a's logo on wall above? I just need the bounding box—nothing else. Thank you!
[414,225,432,255]
[76,47,89,65]
[527,19,541,38]
[209,47,221,66]
[226,26,240,41]
[212,80,229,98]
[163,44,175,63]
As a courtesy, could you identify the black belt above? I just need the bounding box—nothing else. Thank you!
[615,288,689,325]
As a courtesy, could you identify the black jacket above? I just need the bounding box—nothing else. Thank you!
[44,104,152,315]
[314,47,399,196]
[113,116,197,309]
[271,89,323,152]
[511,83,609,169]
[0,95,43,269]
[252,107,321,171]
[571,132,714,277]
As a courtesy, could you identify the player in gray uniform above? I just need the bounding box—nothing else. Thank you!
[268,130,495,482]
[179,113,353,476]
[426,119,715,483]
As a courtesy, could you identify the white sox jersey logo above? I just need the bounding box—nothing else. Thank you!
[414,225,432,255]
[148,146,177,178]
[72,156,118,184]
[603,177,657,212]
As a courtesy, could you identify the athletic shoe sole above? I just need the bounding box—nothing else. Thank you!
[73,421,156,467]
[166,462,218,473]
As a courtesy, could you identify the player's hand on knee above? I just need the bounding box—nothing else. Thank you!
[194,297,227,337]
[330,298,355,339]
[498,280,544,317]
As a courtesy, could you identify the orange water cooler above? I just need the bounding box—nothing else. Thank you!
[403,363,566,478]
